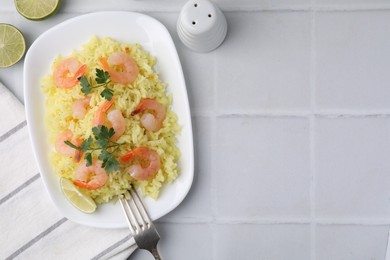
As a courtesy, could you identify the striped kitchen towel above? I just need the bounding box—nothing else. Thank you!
[0,81,136,260]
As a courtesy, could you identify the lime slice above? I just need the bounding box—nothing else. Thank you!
[0,24,26,68]
[60,178,97,214]
[14,0,61,21]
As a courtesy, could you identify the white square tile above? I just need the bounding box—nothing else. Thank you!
[216,12,311,113]
[162,117,213,220]
[316,0,390,6]
[316,11,390,111]
[174,44,216,115]
[316,225,389,260]
[215,117,311,218]
[150,12,216,115]
[150,14,217,218]
[216,224,311,260]
[216,0,310,8]
[131,223,213,260]
[315,117,390,218]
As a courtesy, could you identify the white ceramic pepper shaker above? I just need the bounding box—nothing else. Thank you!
[177,0,228,52]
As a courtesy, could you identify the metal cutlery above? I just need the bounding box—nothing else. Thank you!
[120,189,161,260]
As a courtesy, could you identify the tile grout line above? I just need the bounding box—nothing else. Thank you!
[158,216,390,225]
[159,217,390,225]
[309,2,317,259]
[309,116,317,260]
[193,111,390,118]
[220,4,390,12]
[315,219,390,226]
[211,50,218,260]
[314,5,390,12]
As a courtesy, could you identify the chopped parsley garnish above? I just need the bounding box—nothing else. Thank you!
[78,68,113,100]
[65,126,125,173]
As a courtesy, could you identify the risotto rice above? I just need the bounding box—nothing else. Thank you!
[41,36,180,203]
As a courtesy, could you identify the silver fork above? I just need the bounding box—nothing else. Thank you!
[119,189,162,260]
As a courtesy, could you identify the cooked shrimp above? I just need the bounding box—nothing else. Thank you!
[120,147,161,180]
[93,98,115,126]
[99,51,139,84]
[131,98,166,132]
[53,57,87,88]
[107,110,126,141]
[72,96,91,119]
[93,98,125,141]
[73,160,108,190]
[55,130,83,162]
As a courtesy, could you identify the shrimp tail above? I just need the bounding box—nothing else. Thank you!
[131,98,152,116]
[99,57,109,71]
[73,180,94,190]
[93,98,115,126]
[120,147,152,165]
[101,97,115,112]
[131,108,141,116]
[74,64,87,80]
[120,150,135,162]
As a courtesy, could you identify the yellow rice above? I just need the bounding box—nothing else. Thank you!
[41,36,180,203]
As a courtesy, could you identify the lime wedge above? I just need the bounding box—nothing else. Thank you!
[60,177,97,214]
[14,0,61,21]
[0,24,26,68]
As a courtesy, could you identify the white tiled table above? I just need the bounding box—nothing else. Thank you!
[2,0,390,259]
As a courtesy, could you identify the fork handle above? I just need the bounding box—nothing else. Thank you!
[151,247,162,260]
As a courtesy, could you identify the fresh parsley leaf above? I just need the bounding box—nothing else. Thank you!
[92,126,101,140]
[107,127,115,139]
[85,152,92,166]
[100,88,114,101]
[99,150,119,173]
[65,125,124,173]
[104,157,120,173]
[79,76,93,95]
[98,149,110,163]
[98,127,116,147]
[81,136,93,151]
[96,138,109,149]
[78,68,112,99]
[92,128,107,148]
[92,125,106,140]
[95,69,110,84]
[93,125,115,140]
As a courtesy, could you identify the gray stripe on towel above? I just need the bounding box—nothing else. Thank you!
[0,173,40,206]
[0,120,27,143]
[91,234,132,260]
[5,218,68,260]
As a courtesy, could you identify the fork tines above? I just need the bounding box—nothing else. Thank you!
[120,189,162,259]
[120,189,151,235]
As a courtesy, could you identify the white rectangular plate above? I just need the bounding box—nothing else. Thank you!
[24,11,194,228]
